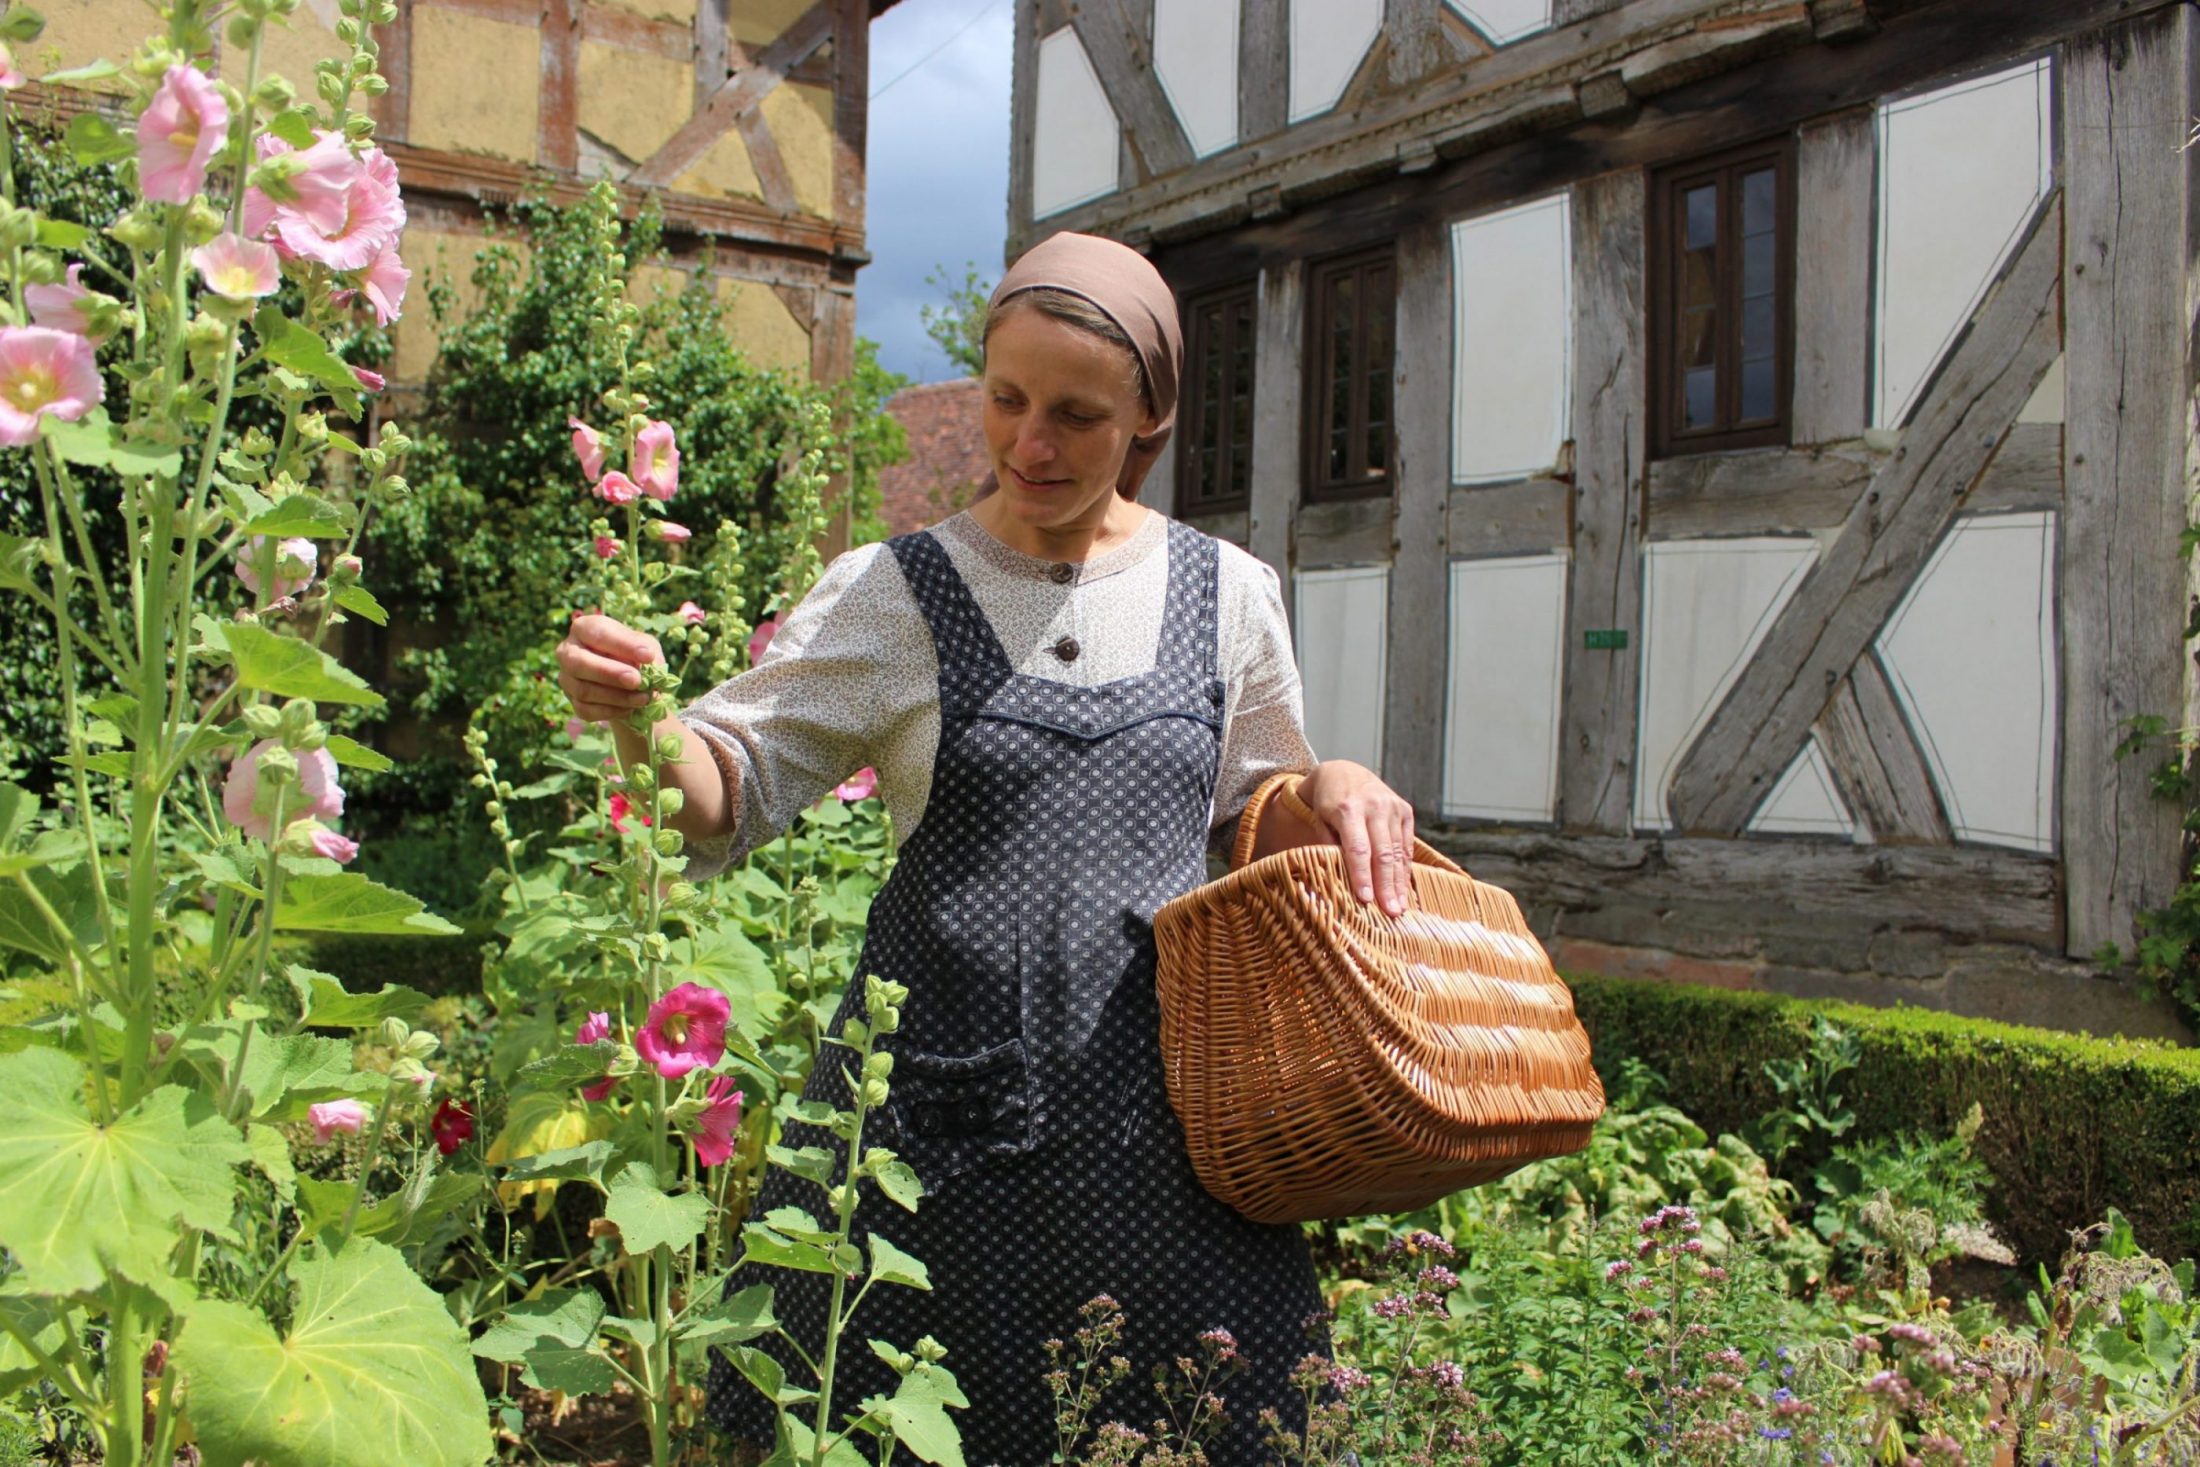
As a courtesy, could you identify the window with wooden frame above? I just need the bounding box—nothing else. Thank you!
[1177,282,1257,514]
[1648,136,1796,457]
[1304,247,1396,499]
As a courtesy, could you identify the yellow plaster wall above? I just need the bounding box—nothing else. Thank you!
[670,128,765,203]
[762,83,836,219]
[408,10,539,162]
[721,278,811,376]
[389,225,534,381]
[730,0,816,47]
[27,0,147,91]
[576,41,690,167]
[594,0,697,26]
[218,5,347,98]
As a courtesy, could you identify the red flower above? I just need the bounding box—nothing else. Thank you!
[608,791,652,832]
[430,1098,474,1156]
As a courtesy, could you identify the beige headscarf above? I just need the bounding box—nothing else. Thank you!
[988,231,1182,499]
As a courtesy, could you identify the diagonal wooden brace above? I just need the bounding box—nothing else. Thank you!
[630,0,836,190]
[1665,191,2065,834]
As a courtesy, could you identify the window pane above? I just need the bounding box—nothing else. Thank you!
[1685,365,1717,429]
[1684,183,1718,251]
[1741,357,1775,422]
[1743,230,1774,300]
[1741,296,1775,364]
[1363,268,1393,475]
[1741,167,1776,238]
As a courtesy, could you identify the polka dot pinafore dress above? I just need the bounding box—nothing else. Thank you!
[706,520,1329,1464]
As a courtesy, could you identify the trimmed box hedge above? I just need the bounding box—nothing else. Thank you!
[1566,975,2200,1268]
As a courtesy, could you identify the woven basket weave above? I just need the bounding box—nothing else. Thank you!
[1152,773,1605,1224]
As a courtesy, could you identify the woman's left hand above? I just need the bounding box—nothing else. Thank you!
[1297,760,1417,917]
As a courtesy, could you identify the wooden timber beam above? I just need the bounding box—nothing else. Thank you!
[1239,0,1288,143]
[1560,170,1649,835]
[831,0,869,233]
[370,0,413,139]
[539,0,580,173]
[1814,653,1952,844]
[695,0,729,107]
[631,0,834,189]
[1385,217,1454,812]
[737,108,799,214]
[1663,192,2065,834]
[1246,259,1303,591]
[1065,0,1195,179]
[2060,8,2197,958]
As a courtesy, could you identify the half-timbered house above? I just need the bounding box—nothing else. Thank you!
[1007,0,2198,1037]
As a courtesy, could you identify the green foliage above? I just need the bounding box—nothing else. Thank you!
[920,261,993,379]
[1568,974,2200,1266]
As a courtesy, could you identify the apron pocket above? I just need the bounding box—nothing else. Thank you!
[885,1038,1034,1184]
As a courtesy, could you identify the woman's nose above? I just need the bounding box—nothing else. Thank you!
[1015,421,1056,465]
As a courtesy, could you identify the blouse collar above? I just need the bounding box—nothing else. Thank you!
[942,506,1167,587]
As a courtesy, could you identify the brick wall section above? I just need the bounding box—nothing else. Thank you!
[879,378,995,535]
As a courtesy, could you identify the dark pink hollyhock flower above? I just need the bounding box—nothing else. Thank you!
[636,982,729,1078]
[748,616,778,666]
[633,420,678,500]
[690,1076,743,1167]
[678,601,706,626]
[834,767,878,802]
[596,470,641,506]
[593,535,620,560]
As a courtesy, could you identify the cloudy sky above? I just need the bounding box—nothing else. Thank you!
[859,0,1015,385]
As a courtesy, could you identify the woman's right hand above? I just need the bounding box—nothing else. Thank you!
[556,614,665,723]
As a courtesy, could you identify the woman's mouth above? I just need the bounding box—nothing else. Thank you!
[1010,467,1068,490]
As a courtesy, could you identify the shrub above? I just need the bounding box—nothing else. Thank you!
[1568,976,2200,1267]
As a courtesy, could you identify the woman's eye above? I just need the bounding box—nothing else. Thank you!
[1061,411,1099,428]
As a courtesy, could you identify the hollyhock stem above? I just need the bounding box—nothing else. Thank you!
[333,1092,394,1247]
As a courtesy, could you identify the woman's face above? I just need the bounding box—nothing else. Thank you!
[980,304,1157,537]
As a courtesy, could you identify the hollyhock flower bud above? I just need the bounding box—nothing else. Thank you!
[305,824,359,863]
[308,1098,369,1143]
[649,520,690,543]
[834,767,878,803]
[234,535,318,600]
[748,616,779,665]
[0,43,22,90]
[136,65,230,204]
[350,366,384,393]
[678,600,706,626]
[564,717,589,741]
[569,418,605,483]
[689,1075,743,1167]
[430,1098,473,1155]
[0,327,102,445]
[191,231,281,301]
[24,264,112,339]
[635,982,730,1078]
[222,738,344,841]
[595,470,640,506]
[633,420,678,500]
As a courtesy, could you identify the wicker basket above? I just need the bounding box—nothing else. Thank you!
[1152,773,1605,1224]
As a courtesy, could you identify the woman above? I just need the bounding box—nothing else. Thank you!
[556,232,1417,1463]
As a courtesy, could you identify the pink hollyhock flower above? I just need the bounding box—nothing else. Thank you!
[305,824,359,864]
[593,535,620,560]
[273,143,403,272]
[234,535,319,600]
[575,1011,611,1046]
[651,520,690,543]
[241,131,357,241]
[690,1075,744,1167]
[308,1098,369,1143]
[0,43,23,90]
[748,617,779,666]
[430,1098,473,1156]
[678,601,706,626]
[191,231,281,301]
[581,1075,620,1102]
[24,264,105,338]
[136,65,229,204]
[834,767,878,803]
[632,420,679,500]
[607,791,651,833]
[569,418,605,483]
[635,983,729,1079]
[222,738,344,841]
[358,243,409,327]
[565,717,589,741]
[0,327,102,446]
[595,470,640,506]
[352,366,385,393]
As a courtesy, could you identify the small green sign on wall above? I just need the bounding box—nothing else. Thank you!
[1583,628,1629,651]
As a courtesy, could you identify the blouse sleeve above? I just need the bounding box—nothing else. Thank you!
[1209,550,1317,860]
[676,543,934,880]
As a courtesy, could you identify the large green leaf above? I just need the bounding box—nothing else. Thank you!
[0,1282,67,1395]
[677,1282,777,1347]
[510,1040,619,1092]
[472,1287,616,1396]
[0,1049,247,1301]
[498,1140,616,1189]
[0,863,101,963]
[322,734,393,772]
[274,872,460,936]
[867,1233,931,1291]
[222,623,383,710]
[285,967,427,1029]
[862,1360,968,1467]
[42,408,184,478]
[251,307,363,415]
[175,1237,492,1467]
[243,493,352,539]
[604,1162,708,1257]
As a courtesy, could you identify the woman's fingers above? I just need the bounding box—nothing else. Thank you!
[556,618,659,721]
[571,613,664,668]
[1375,801,1411,917]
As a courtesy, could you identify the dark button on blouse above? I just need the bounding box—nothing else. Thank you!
[1048,561,1075,584]
[1052,636,1080,663]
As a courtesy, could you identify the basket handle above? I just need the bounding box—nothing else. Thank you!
[1229,771,1465,876]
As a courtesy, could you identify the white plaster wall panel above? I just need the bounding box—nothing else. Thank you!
[1296,565,1390,771]
[1633,538,1820,831]
[1033,27,1120,219]
[1288,0,1381,124]
[1443,0,1551,45]
[1451,196,1572,485]
[1442,554,1568,821]
[1749,737,1861,839]
[1155,0,1238,158]
[2019,355,2065,424]
[1876,511,2058,852]
[1874,60,2054,428]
